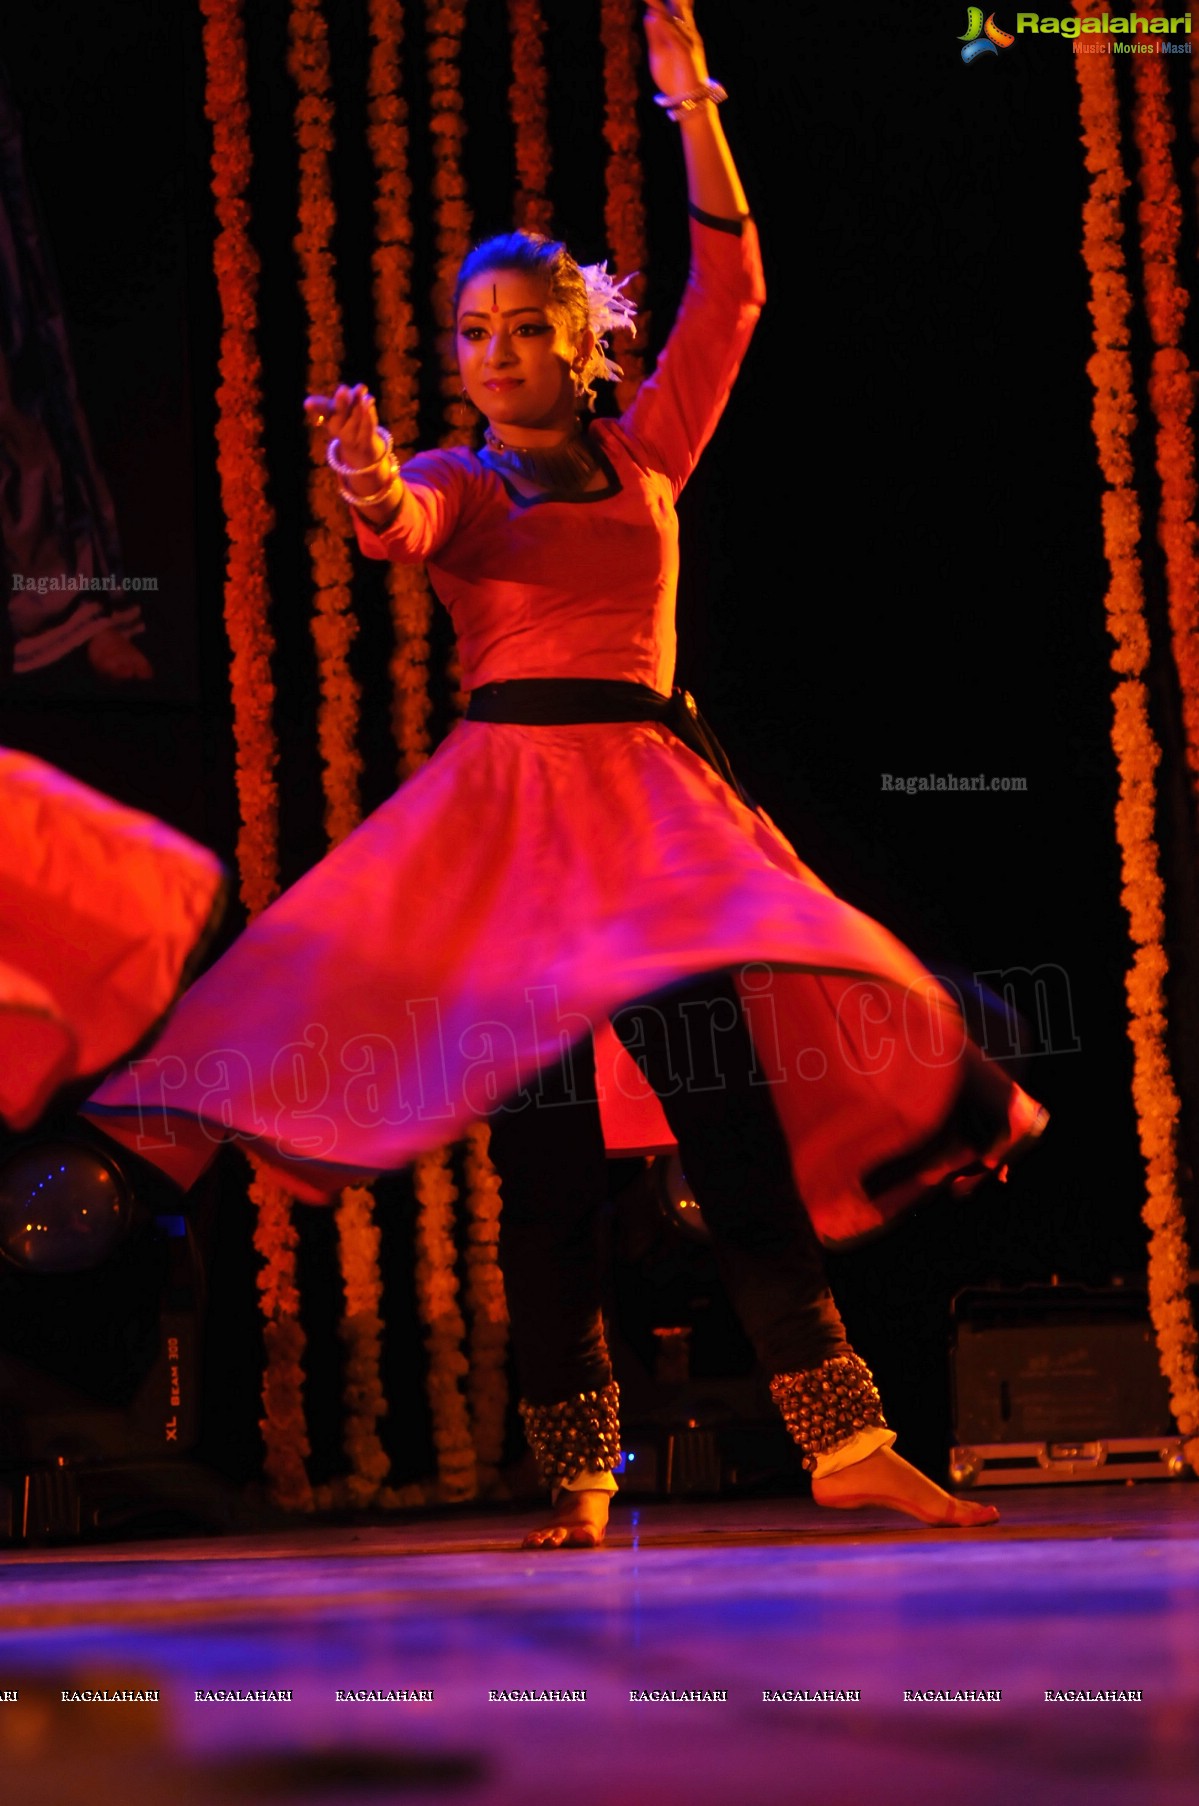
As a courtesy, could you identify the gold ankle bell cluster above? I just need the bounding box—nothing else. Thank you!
[518,1381,621,1488]
[769,1354,887,1473]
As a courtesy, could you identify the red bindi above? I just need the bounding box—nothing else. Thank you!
[490,282,499,314]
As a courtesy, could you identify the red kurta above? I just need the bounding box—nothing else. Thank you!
[86,217,1043,1245]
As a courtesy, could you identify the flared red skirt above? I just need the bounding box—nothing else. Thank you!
[86,719,1043,1245]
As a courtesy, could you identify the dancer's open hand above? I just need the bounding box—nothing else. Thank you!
[643,0,708,97]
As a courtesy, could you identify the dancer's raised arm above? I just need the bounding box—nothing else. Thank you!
[617,2,764,496]
[643,0,747,220]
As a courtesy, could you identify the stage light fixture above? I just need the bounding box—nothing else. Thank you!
[0,1125,234,1544]
[0,1139,135,1274]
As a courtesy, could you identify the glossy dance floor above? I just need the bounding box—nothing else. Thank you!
[0,1484,1195,1805]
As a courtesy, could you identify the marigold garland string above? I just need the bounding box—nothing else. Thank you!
[427,0,473,719]
[426,0,474,450]
[463,1122,510,1486]
[198,0,280,923]
[250,1174,315,1509]
[508,0,552,233]
[1130,11,1199,812]
[289,0,363,849]
[412,1147,478,1500]
[366,0,444,1509]
[426,6,510,1490]
[289,0,392,1510]
[1073,0,1199,1469]
[599,0,647,406]
[200,0,315,1513]
[377,0,482,1498]
[1190,31,1199,232]
[367,0,435,779]
[328,1186,392,1505]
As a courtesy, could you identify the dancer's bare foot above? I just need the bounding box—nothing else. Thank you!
[522,1489,610,1550]
[811,1446,999,1528]
[87,626,153,682]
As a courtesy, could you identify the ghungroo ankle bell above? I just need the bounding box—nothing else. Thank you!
[770,1354,888,1473]
[518,1381,621,1488]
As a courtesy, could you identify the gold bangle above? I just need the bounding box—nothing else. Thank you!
[339,470,401,509]
[654,78,727,122]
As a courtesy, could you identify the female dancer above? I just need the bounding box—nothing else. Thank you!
[89,0,1045,1545]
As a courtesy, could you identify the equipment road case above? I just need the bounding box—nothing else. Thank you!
[948,1281,1191,1488]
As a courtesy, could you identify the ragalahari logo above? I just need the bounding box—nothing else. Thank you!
[959,7,1016,59]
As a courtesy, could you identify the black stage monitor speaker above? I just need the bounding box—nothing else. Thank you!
[948,1281,1191,1488]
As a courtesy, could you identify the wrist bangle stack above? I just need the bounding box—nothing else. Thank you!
[327,423,402,510]
[326,423,394,478]
[653,77,727,122]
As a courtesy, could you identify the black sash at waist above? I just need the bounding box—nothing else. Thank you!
[464,678,760,814]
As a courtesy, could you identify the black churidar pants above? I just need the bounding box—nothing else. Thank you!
[488,970,850,1407]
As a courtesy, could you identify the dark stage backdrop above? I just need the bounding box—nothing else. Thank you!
[2,0,1195,1487]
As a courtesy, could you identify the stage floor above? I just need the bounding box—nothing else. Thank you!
[0,1482,1195,1805]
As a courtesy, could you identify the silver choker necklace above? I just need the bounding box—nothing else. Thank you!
[483,425,601,495]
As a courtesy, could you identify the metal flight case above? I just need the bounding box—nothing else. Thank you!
[948,1281,1191,1489]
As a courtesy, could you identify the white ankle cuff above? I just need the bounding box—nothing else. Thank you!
[556,1468,618,1498]
[810,1426,896,1480]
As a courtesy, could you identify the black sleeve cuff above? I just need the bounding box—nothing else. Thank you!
[688,204,748,237]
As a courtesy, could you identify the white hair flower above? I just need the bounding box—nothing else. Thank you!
[575,262,639,403]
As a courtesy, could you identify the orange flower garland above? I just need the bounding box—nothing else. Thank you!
[1191,32,1199,235]
[289,0,392,1509]
[600,0,647,407]
[1131,11,1199,811]
[463,1122,509,1487]
[427,0,473,720]
[426,0,474,448]
[250,1173,315,1509]
[327,1185,391,1506]
[200,0,315,1513]
[1073,1,1199,1468]
[367,0,436,779]
[427,8,511,1488]
[509,0,553,233]
[405,0,482,1496]
[289,0,362,849]
[413,1147,478,1500]
[198,0,280,922]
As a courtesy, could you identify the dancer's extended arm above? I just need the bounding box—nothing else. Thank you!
[643,0,747,220]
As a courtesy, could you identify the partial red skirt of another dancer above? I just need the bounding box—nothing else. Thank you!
[0,749,227,1130]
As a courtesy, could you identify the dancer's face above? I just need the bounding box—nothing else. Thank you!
[457,268,587,437]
